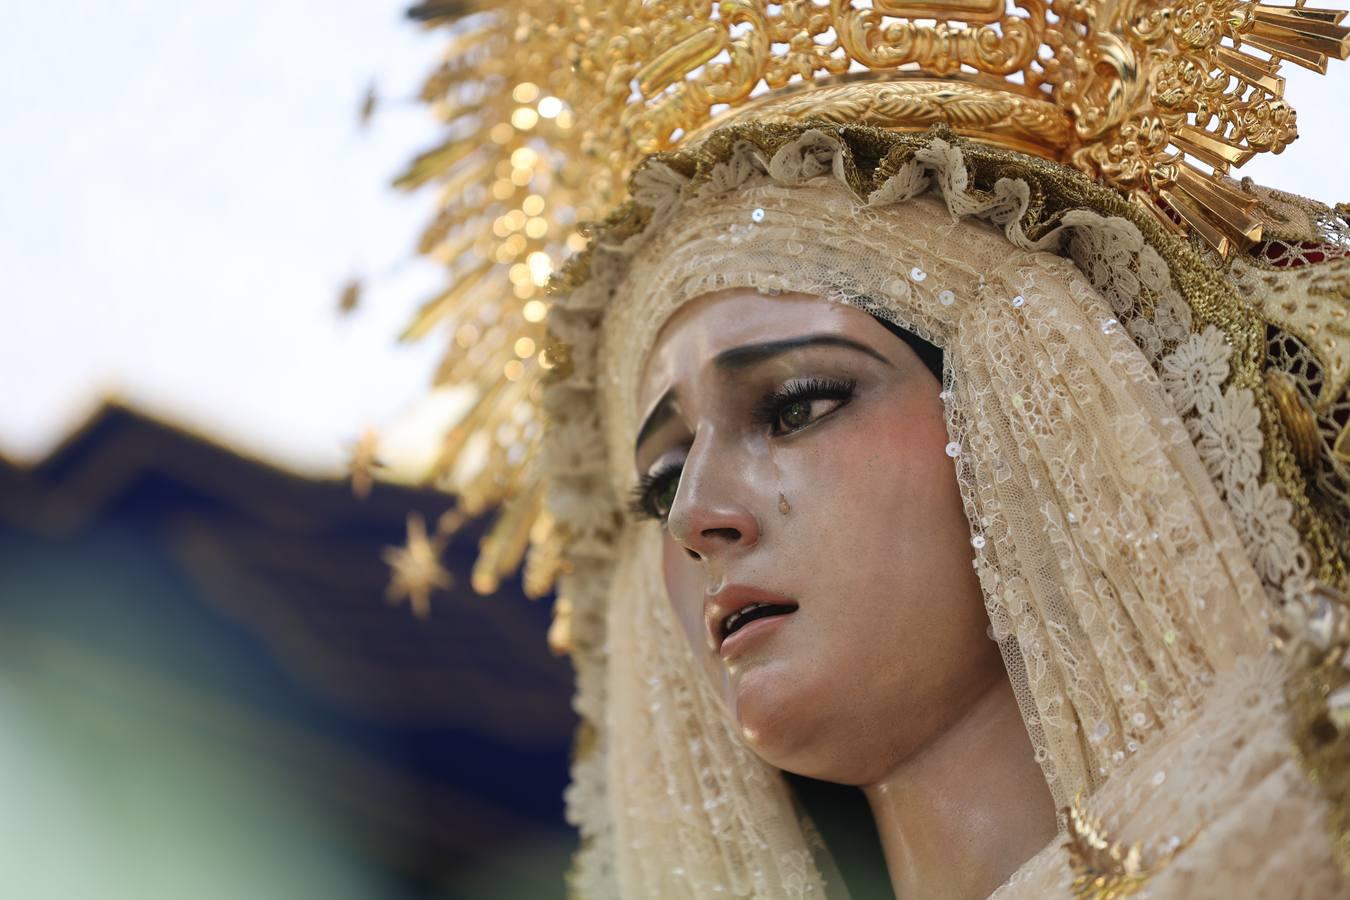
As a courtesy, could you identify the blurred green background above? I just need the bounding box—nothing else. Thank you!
[0,406,575,899]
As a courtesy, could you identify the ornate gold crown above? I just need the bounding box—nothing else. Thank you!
[375,0,1347,643]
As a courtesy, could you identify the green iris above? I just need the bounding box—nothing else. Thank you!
[778,399,813,431]
[653,476,679,518]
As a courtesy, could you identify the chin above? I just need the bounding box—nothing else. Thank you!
[730,656,907,786]
[728,658,861,782]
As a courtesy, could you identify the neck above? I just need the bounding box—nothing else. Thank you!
[862,676,1057,900]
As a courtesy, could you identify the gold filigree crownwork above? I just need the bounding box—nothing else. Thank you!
[376,1,1349,623]
[376,2,1350,883]
[697,76,1073,158]
[550,0,1350,255]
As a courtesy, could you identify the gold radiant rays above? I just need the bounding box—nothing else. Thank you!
[1155,165,1265,260]
[1247,3,1350,72]
[1136,2,1350,257]
[367,6,586,622]
[374,0,1350,628]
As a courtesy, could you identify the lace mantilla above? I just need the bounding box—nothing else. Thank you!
[991,655,1350,899]
[542,124,1350,897]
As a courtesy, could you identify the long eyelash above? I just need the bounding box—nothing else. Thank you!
[628,378,855,521]
[628,462,682,521]
[750,376,857,429]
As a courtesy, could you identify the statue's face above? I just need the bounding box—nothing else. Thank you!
[634,289,1004,785]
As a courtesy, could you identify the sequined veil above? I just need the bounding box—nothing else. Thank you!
[385,3,1350,897]
[546,124,1350,898]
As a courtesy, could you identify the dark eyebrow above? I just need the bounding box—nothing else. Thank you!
[633,334,893,459]
[711,334,893,371]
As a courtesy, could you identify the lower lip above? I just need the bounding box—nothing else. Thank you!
[720,611,795,659]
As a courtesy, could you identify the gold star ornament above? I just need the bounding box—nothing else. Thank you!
[382,512,452,619]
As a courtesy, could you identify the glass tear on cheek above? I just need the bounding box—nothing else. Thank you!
[766,438,787,520]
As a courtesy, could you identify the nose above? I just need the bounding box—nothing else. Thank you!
[665,432,761,562]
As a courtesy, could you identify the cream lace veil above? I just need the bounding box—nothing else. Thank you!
[542,127,1337,897]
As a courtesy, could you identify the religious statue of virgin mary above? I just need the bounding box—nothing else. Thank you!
[381,1,1350,895]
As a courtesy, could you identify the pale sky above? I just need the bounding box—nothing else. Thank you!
[1,4,1347,476]
[0,2,446,475]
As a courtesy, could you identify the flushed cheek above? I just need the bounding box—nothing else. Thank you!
[790,399,949,548]
[773,399,965,653]
[731,414,974,771]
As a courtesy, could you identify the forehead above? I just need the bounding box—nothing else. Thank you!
[637,289,873,409]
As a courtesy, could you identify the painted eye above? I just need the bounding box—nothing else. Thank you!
[754,378,858,436]
[629,465,684,523]
[652,476,679,518]
[778,400,813,431]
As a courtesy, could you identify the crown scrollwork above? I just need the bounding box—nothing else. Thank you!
[381,0,1350,618]
[561,0,1350,256]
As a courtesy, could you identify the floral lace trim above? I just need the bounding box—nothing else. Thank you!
[545,123,1336,897]
[991,655,1347,899]
[575,125,1309,603]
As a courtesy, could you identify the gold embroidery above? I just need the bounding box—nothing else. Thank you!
[1267,369,1320,470]
[1277,580,1350,875]
[1064,795,1188,899]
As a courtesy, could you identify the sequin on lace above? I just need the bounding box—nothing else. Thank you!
[543,125,1350,897]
